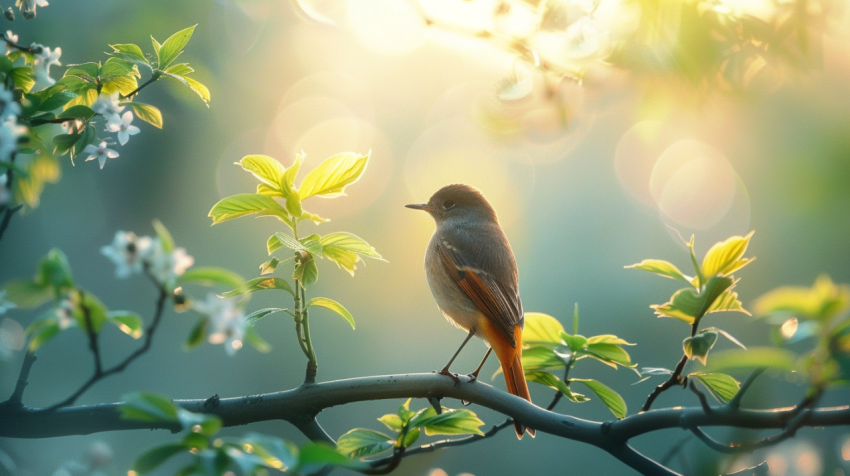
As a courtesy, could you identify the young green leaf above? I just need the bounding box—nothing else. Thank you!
[245,308,287,325]
[245,326,271,352]
[239,155,286,188]
[706,347,800,373]
[274,232,306,252]
[525,371,587,402]
[177,267,244,289]
[410,409,485,436]
[336,429,395,458]
[108,311,143,339]
[688,372,740,403]
[397,398,415,423]
[208,194,291,226]
[754,275,850,321]
[11,67,35,92]
[683,331,718,365]
[184,317,207,350]
[221,277,294,298]
[625,259,693,284]
[306,297,355,329]
[701,231,755,279]
[296,443,359,474]
[259,257,282,275]
[378,414,403,432]
[26,318,61,352]
[162,71,210,105]
[133,444,186,474]
[650,276,734,324]
[522,312,565,348]
[242,433,299,471]
[319,232,383,260]
[298,152,369,200]
[560,331,588,352]
[322,247,359,276]
[583,343,636,369]
[572,379,627,419]
[300,234,324,257]
[109,43,148,65]
[585,335,635,346]
[520,345,567,372]
[121,102,163,129]
[56,105,96,121]
[293,258,319,285]
[2,280,52,309]
[152,219,175,252]
[157,25,197,69]
[120,392,179,423]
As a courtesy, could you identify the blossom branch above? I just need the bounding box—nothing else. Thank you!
[0,31,41,54]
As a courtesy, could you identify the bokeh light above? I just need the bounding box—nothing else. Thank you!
[347,0,429,55]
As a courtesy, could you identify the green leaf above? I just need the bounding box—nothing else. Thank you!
[683,331,718,365]
[37,90,76,112]
[706,347,800,373]
[319,232,383,260]
[73,290,109,333]
[56,105,96,121]
[297,443,358,474]
[378,414,403,432]
[245,308,287,325]
[120,392,179,423]
[583,343,635,369]
[177,267,244,289]
[245,326,271,352]
[36,248,74,297]
[108,311,143,339]
[165,63,194,76]
[26,318,61,352]
[2,280,52,308]
[239,155,286,188]
[300,235,323,257]
[688,372,740,403]
[521,345,567,371]
[401,427,420,448]
[522,312,565,348]
[572,379,627,419]
[151,36,162,63]
[259,257,281,275]
[300,209,329,224]
[586,335,635,346]
[707,290,750,315]
[64,62,100,80]
[133,444,186,474]
[525,371,587,402]
[336,429,394,458]
[701,231,755,279]
[322,247,359,276]
[208,194,291,226]
[158,25,197,69]
[293,258,319,285]
[122,102,163,129]
[152,219,174,253]
[274,232,306,252]
[221,277,294,298]
[184,317,207,350]
[11,67,35,92]
[625,259,692,284]
[411,408,484,436]
[298,152,369,200]
[177,410,222,437]
[243,433,299,471]
[100,57,138,80]
[650,276,735,324]
[397,398,415,423]
[560,331,588,352]
[267,234,284,254]
[306,297,355,329]
[754,275,850,321]
[109,43,148,65]
[162,71,210,104]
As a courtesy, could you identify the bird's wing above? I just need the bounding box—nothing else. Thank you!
[437,237,522,347]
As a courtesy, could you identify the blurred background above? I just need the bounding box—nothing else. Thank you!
[1,0,850,474]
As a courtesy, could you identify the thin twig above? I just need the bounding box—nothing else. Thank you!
[0,203,21,243]
[642,322,699,411]
[688,381,712,414]
[79,290,103,376]
[727,369,765,410]
[121,75,158,100]
[44,284,169,410]
[1,31,41,54]
[547,352,576,411]
[4,349,37,406]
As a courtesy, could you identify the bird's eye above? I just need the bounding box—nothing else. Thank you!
[442,200,455,210]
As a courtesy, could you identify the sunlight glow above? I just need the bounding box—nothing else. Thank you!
[0,318,24,351]
[781,318,798,339]
[347,0,428,54]
[841,435,850,461]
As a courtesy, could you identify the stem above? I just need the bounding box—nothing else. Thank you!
[302,283,318,384]
[3,349,36,406]
[0,151,19,245]
[547,351,576,411]
[1,31,41,54]
[642,322,699,412]
[121,74,159,100]
[79,290,103,376]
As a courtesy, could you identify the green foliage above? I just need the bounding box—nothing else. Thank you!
[518,311,632,418]
[337,400,484,461]
[688,372,740,403]
[177,267,244,289]
[683,330,718,366]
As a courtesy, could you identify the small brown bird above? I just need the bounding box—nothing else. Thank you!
[407,184,534,439]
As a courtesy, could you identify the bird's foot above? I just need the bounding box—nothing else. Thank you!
[435,367,461,387]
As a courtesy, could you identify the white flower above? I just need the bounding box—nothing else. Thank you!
[92,93,124,124]
[0,117,24,162]
[17,0,49,19]
[83,141,119,169]
[0,290,16,315]
[31,44,61,91]
[193,294,247,356]
[61,119,84,134]
[0,84,21,121]
[0,174,9,206]
[55,299,75,329]
[101,231,154,278]
[107,111,140,146]
[146,239,194,284]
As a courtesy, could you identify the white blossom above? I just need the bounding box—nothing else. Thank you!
[55,299,75,329]
[107,111,140,146]
[31,44,61,91]
[83,141,119,169]
[192,294,247,356]
[0,117,24,162]
[92,93,124,124]
[146,238,194,284]
[0,290,16,315]
[0,84,22,121]
[17,0,49,19]
[61,119,84,134]
[100,231,153,278]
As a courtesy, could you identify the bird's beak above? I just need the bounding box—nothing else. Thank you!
[405,203,432,212]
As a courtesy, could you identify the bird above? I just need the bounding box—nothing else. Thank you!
[406,184,535,439]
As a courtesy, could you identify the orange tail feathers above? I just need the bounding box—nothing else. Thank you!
[485,323,536,439]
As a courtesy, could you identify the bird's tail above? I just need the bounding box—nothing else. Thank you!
[488,324,535,439]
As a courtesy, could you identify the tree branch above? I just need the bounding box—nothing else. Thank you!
[2,349,36,406]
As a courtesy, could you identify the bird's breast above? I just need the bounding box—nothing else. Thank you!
[424,233,482,333]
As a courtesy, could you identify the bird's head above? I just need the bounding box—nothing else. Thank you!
[406,184,498,225]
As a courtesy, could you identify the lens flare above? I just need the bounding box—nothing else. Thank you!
[615,120,680,206]
[347,0,428,55]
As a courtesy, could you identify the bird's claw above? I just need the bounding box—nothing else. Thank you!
[436,368,461,387]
